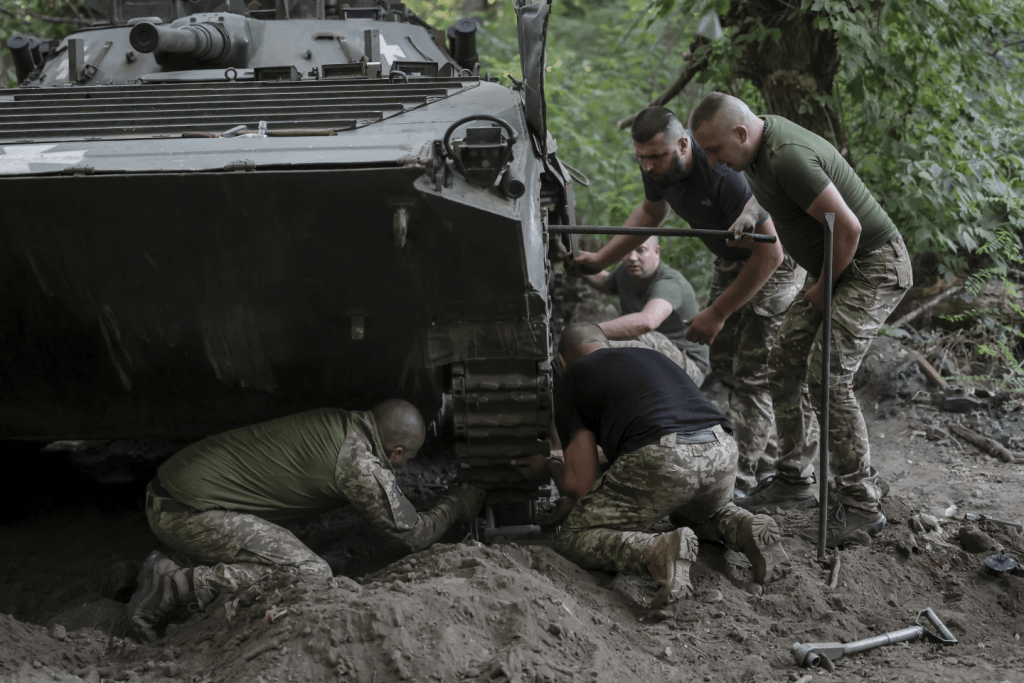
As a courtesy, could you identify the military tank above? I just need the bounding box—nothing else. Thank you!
[0,0,579,527]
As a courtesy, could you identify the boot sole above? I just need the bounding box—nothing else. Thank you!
[826,514,887,549]
[735,496,818,515]
[125,551,168,643]
[651,527,699,609]
[740,515,791,584]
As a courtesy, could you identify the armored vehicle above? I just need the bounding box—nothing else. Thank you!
[1,0,579,525]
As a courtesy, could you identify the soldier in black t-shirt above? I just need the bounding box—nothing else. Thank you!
[573,107,806,495]
[513,323,790,608]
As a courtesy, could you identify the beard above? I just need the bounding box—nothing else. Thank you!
[641,150,689,190]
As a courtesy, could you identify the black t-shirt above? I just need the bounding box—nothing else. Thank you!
[643,135,754,262]
[555,347,731,463]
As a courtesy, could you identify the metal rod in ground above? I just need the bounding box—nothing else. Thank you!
[547,225,777,243]
[818,213,835,560]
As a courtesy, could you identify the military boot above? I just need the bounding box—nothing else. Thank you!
[736,514,791,584]
[642,527,699,609]
[126,551,198,643]
[825,502,886,548]
[99,560,140,603]
[735,475,817,514]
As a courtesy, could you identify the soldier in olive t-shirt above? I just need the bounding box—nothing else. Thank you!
[582,239,710,386]
[122,401,484,643]
[691,94,912,548]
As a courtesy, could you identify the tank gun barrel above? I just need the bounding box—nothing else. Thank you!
[129,22,228,61]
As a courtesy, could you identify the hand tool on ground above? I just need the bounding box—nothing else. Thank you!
[818,213,834,559]
[965,513,1024,531]
[792,607,957,668]
[547,225,777,242]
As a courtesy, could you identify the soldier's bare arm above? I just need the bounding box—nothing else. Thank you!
[546,428,600,500]
[599,298,673,340]
[581,270,611,293]
[804,182,862,312]
[571,199,670,274]
[685,216,784,345]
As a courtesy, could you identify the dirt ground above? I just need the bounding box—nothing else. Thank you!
[3,302,1024,682]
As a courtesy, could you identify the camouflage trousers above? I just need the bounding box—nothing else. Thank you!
[146,490,332,608]
[555,424,752,576]
[708,253,805,491]
[610,331,707,386]
[769,235,912,513]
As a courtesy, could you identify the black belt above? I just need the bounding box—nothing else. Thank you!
[146,478,194,514]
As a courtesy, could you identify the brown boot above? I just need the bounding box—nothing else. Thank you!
[125,551,198,643]
[736,514,791,584]
[642,527,699,608]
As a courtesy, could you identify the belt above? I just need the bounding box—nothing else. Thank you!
[659,427,718,447]
[146,478,194,514]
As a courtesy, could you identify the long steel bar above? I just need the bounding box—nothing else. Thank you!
[818,213,835,559]
[548,225,777,243]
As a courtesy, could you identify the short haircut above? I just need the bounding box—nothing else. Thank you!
[631,106,685,144]
[688,92,753,132]
[558,323,609,365]
[371,399,426,453]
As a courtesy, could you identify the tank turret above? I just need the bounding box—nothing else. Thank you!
[128,16,250,67]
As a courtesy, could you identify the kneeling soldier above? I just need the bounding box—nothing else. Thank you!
[125,399,483,642]
[516,324,789,607]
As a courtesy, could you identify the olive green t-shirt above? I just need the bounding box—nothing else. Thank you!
[745,116,899,274]
[607,262,710,374]
[158,408,378,523]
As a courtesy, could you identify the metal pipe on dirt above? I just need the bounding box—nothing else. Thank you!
[818,213,835,560]
[547,225,777,243]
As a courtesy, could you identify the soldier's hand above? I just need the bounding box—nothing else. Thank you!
[535,496,576,527]
[444,484,486,522]
[684,306,727,346]
[510,454,550,481]
[804,280,825,313]
[724,213,758,248]
[567,251,604,277]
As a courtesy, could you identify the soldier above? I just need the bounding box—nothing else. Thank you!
[689,93,912,546]
[580,235,710,387]
[514,324,790,608]
[124,400,483,642]
[574,106,804,493]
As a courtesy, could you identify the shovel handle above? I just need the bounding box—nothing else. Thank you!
[917,608,958,645]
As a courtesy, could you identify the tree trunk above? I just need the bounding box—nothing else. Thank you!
[723,2,848,155]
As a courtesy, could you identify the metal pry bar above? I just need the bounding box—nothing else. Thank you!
[818,212,835,559]
[547,225,777,243]
[792,607,957,668]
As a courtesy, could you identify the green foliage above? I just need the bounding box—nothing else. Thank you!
[411,0,717,289]
[0,1,85,86]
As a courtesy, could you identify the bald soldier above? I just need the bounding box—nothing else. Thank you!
[125,400,484,642]
[581,234,710,386]
[689,93,912,546]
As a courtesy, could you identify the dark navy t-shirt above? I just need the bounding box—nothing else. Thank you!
[643,135,754,262]
[555,347,731,463]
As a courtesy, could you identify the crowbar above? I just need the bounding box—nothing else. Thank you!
[818,213,834,559]
[548,225,777,243]
[792,607,957,668]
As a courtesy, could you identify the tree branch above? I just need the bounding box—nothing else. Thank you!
[617,45,708,130]
[0,6,91,26]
